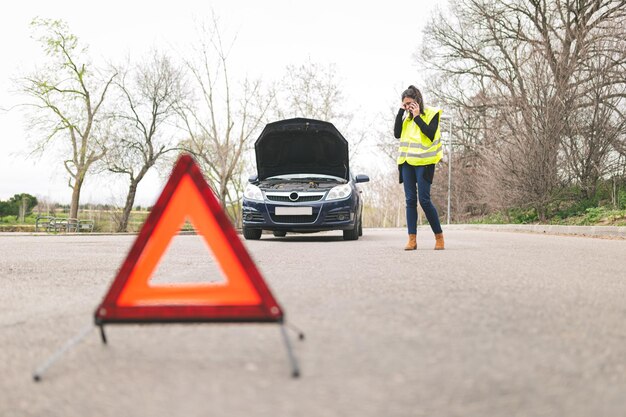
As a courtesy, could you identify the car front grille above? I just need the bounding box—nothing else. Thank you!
[266,194,324,202]
[270,214,318,224]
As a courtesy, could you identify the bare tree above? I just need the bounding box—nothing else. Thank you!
[360,166,406,228]
[420,0,626,221]
[560,19,626,199]
[275,59,348,121]
[105,51,187,232]
[177,17,275,225]
[18,18,116,219]
[274,58,370,161]
[374,107,403,163]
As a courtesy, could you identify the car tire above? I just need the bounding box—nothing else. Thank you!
[358,215,363,236]
[243,226,262,240]
[273,231,287,237]
[343,218,360,241]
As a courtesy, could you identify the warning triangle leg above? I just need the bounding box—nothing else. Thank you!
[285,321,306,341]
[32,324,94,382]
[99,324,108,344]
[280,324,300,378]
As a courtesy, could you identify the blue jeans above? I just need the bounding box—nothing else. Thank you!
[401,163,443,235]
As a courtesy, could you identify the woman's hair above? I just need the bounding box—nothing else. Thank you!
[401,85,425,115]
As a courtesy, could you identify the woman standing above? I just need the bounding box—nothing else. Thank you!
[394,85,444,250]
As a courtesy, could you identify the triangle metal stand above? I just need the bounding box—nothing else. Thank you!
[98,320,304,378]
[280,323,300,378]
[32,324,93,382]
[33,320,305,381]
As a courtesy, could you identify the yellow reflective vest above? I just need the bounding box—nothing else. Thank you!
[397,106,443,166]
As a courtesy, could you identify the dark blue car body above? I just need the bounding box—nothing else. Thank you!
[241,118,369,240]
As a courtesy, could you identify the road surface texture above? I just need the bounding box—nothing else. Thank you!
[1,228,625,417]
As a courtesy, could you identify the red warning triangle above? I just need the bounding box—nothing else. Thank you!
[94,154,283,324]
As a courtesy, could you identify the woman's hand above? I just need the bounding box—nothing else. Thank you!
[409,102,420,117]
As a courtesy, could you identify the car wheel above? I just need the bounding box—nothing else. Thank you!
[243,226,262,240]
[343,219,359,241]
[273,231,287,237]
[358,215,363,236]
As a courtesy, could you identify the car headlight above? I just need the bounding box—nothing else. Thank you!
[325,184,352,201]
[244,184,264,202]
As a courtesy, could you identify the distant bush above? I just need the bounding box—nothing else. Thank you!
[577,207,626,226]
[0,194,38,217]
[470,211,507,224]
[508,208,538,224]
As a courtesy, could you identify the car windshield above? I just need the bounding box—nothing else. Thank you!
[266,173,345,183]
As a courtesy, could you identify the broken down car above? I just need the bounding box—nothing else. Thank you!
[241,118,369,240]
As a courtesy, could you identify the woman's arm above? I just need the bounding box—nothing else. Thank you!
[394,108,405,138]
[412,112,440,141]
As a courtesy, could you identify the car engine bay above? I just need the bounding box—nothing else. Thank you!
[258,179,345,192]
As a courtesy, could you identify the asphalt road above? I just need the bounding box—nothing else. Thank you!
[1,228,625,417]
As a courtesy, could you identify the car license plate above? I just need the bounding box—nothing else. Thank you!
[275,207,312,216]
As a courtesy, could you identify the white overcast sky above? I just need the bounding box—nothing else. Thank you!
[0,0,446,205]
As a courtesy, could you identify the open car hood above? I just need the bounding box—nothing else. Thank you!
[255,118,349,181]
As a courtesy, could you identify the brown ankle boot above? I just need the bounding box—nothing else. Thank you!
[404,234,417,251]
[434,233,445,250]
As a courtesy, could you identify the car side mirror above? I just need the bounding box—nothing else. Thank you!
[354,174,370,183]
[248,174,258,183]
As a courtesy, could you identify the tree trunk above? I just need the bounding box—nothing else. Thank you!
[18,196,27,223]
[218,182,232,223]
[70,176,84,219]
[118,181,139,232]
